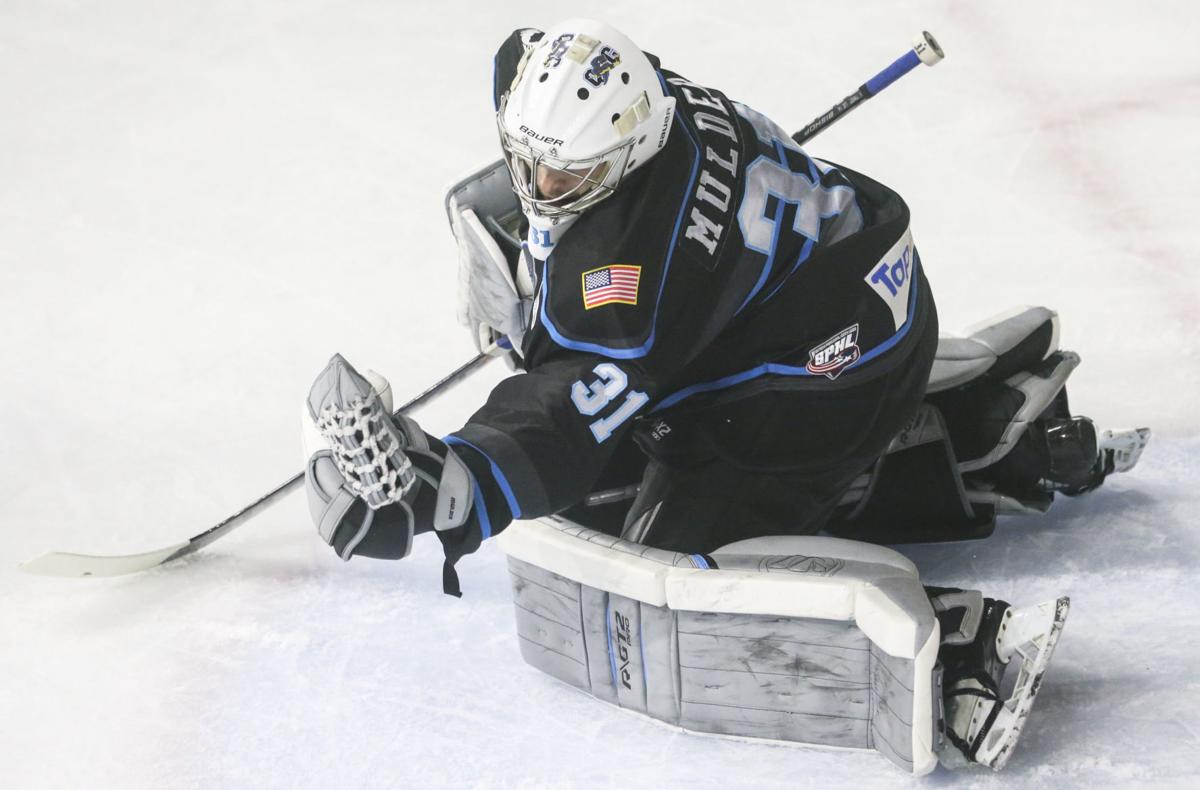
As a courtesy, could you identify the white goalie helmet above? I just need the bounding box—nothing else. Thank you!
[497,19,677,220]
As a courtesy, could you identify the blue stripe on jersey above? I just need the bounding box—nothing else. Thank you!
[472,479,492,540]
[536,83,701,360]
[654,68,670,96]
[733,194,787,315]
[651,252,921,413]
[444,435,521,520]
[806,154,820,183]
[733,137,858,314]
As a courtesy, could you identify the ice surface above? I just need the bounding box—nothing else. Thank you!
[2,1,1198,787]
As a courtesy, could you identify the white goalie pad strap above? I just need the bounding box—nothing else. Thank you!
[499,522,935,656]
[497,516,690,606]
[715,534,918,574]
[677,536,930,660]
[498,518,941,775]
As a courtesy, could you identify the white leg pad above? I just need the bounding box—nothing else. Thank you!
[498,519,943,775]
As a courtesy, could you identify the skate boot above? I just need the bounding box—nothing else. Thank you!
[939,595,1070,769]
[1044,421,1151,496]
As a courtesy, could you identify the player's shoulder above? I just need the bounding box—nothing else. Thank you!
[532,164,676,359]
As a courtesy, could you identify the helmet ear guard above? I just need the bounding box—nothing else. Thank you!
[613,92,652,136]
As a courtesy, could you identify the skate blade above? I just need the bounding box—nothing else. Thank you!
[1101,427,1151,473]
[980,596,1070,770]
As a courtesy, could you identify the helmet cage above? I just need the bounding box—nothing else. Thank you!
[496,99,635,219]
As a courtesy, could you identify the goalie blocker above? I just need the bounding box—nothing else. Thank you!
[498,518,1067,774]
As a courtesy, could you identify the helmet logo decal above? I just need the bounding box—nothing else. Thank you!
[518,125,565,148]
[584,47,621,87]
[544,34,575,69]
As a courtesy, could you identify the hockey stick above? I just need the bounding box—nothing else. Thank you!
[20,350,496,577]
[23,32,944,578]
[793,31,944,146]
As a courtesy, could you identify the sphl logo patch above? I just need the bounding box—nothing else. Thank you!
[806,324,861,380]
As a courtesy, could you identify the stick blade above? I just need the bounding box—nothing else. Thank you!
[19,542,191,578]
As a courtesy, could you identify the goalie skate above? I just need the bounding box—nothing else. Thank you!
[945,596,1070,770]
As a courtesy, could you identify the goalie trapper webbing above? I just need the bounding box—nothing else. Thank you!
[315,391,415,510]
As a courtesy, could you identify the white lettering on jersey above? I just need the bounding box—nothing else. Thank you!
[669,76,740,265]
[734,104,863,251]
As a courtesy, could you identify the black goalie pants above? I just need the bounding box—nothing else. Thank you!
[564,307,940,555]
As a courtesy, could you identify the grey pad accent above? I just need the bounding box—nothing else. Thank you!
[927,337,997,393]
[501,520,941,775]
[964,305,1058,361]
[445,160,530,354]
[927,306,1059,394]
[305,452,360,545]
[508,556,932,772]
[433,448,473,531]
[443,159,520,232]
[930,590,985,646]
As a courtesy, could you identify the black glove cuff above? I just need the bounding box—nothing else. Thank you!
[335,499,415,560]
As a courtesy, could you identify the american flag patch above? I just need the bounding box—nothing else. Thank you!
[581,264,641,309]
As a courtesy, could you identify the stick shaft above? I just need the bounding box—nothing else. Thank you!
[792,32,943,146]
[185,350,494,552]
[21,351,495,576]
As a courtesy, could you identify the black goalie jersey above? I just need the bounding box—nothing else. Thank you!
[446,36,937,539]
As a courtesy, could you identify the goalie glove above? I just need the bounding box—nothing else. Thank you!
[302,354,483,595]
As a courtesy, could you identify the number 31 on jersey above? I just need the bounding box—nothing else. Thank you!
[570,363,649,443]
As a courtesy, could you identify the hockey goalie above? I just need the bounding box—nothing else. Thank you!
[299,19,1150,773]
